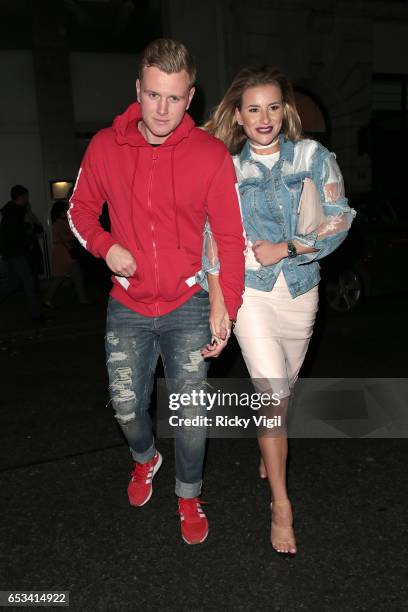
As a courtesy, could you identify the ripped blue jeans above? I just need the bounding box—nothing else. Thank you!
[105,291,211,498]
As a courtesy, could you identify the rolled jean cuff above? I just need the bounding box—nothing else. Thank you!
[175,478,202,498]
[130,441,156,463]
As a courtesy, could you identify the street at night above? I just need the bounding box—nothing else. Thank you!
[1,1,408,610]
[1,286,407,610]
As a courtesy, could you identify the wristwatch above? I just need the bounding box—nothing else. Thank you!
[287,240,298,258]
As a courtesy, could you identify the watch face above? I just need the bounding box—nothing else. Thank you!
[287,241,297,258]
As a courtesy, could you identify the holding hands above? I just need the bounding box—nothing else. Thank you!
[201,274,232,359]
[201,297,231,359]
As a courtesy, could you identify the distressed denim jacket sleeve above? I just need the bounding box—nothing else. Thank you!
[293,151,356,265]
[195,219,220,290]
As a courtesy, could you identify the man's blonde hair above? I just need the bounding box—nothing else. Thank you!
[139,38,196,87]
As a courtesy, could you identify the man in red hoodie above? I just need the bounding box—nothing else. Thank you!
[68,38,244,544]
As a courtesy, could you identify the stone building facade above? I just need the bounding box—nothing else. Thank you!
[1,0,407,262]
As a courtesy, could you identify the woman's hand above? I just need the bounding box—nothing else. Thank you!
[201,335,229,359]
[252,240,287,266]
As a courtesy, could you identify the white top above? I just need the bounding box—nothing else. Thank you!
[245,150,280,270]
[250,150,280,170]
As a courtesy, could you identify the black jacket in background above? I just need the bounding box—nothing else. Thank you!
[0,201,32,257]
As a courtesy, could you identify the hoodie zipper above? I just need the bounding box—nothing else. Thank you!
[148,151,160,316]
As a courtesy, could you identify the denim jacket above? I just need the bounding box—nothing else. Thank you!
[198,135,356,297]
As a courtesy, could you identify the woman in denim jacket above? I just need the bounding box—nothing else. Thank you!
[203,65,355,554]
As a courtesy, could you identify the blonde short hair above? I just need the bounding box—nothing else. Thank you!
[139,38,196,87]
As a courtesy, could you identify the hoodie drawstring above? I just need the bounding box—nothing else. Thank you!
[171,147,181,250]
[130,148,142,251]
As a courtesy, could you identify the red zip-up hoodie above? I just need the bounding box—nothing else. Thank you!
[68,102,245,318]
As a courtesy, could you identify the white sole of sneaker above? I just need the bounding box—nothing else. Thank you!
[129,452,163,507]
[181,529,209,545]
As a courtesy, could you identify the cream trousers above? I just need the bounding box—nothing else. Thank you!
[234,273,319,397]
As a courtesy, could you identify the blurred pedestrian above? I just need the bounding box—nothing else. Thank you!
[0,185,43,321]
[44,201,89,308]
[25,204,45,293]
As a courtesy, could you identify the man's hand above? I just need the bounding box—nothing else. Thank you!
[252,240,287,266]
[209,297,231,341]
[201,298,231,359]
[106,244,137,276]
[201,273,232,359]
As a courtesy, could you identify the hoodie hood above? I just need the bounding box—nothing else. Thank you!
[112,102,195,147]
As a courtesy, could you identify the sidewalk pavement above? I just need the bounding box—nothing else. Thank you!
[1,286,407,610]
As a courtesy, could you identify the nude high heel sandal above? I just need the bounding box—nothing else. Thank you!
[258,456,268,479]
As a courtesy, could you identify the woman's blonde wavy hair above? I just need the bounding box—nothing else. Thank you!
[203,65,303,154]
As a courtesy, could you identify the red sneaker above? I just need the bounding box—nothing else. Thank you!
[127,452,162,507]
[177,497,209,544]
